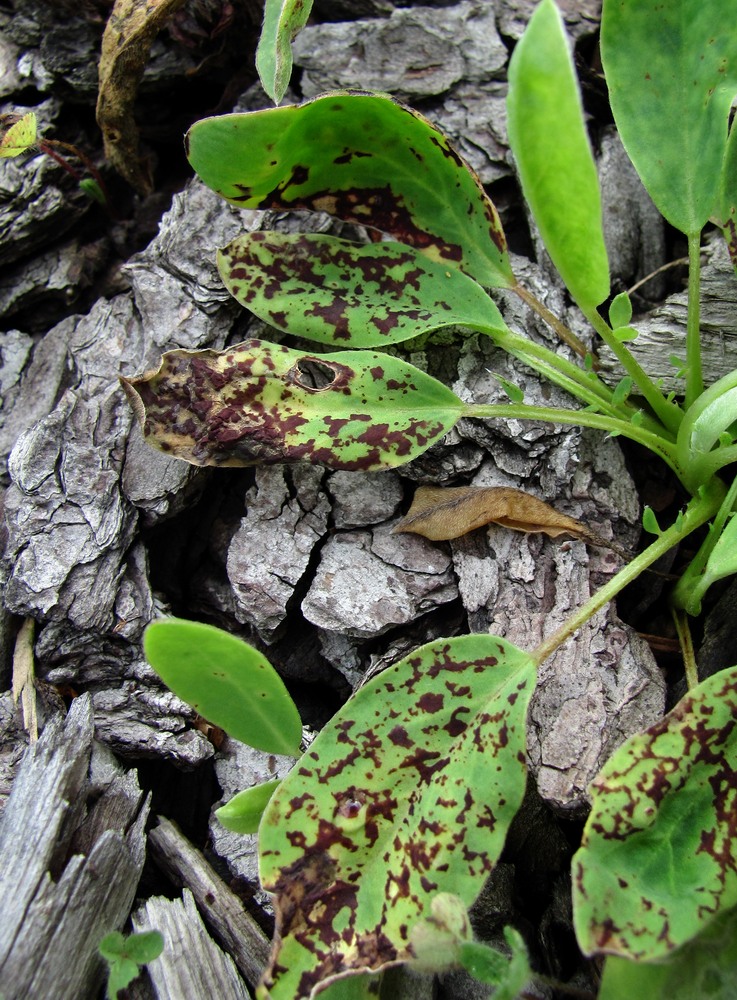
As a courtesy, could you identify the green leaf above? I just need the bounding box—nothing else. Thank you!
[506,0,609,309]
[143,618,302,756]
[216,779,282,834]
[691,513,737,602]
[186,92,514,289]
[601,0,737,234]
[256,634,536,998]
[612,326,638,343]
[256,0,314,105]
[106,958,140,1000]
[641,506,662,536]
[573,665,737,961]
[0,112,37,157]
[611,376,633,406]
[459,927,532,998]
[716,121,737,269]
[217,233,508,348]
[609,292,633,330]
[121,339,464,472]
[599,905,737,1000]
[99,931,164,1000]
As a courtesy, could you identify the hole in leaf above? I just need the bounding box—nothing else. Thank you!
[288,358,340,391]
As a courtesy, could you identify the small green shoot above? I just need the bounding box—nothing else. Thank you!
[216,779,282,834]
[99,930,164,1000]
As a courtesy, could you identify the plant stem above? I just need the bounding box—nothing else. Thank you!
[462,401,681,476]
[672,608,699,689]
[513,282,591,360]
[685,231,704,408]
[529,479,726,667]
[584,307,683,435]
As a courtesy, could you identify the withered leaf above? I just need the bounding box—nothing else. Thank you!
[120,339,463,472]
[96,0,186,193]
[393,485,592,543]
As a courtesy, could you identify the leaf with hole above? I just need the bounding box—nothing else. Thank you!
[216,779,282,834]
[121,339,464,472]
[256,0,314,105]
[392,485,591,543]
[573,664,737,961]
[186,92,513,288]
[601,0,737,234]
[507,0,609,309]
[217,233,508,348]
[256,634,535,998]
[143,618,302,756]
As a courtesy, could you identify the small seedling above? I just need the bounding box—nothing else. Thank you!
[98,930,164,999]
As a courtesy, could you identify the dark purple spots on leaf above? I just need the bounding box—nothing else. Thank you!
[388,726,413,748]
[417,692,444,714]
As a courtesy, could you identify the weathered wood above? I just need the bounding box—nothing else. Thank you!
[148,815,272,987]
[0,694,149,1000]
[132,889,252,1000]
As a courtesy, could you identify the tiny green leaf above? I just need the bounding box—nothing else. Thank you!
[489,373,524,403]
[99,930,164,1000]
[217,233,508,348]
[601,0,737,234]
[256,0,314,105]
[641,506,662,536]
[459,927,532,998]
[608,292,633,330]
[611,377,633,407]
[507,0,609,309]
[186,92,514,288]
[0,112,37,157]
[143,618,302,756]
[122,339,464,472]
[216,779,282,834]
[612,326,638,343]
[257,634,536,998]
[573,665,737,961]
[79,177,106,205]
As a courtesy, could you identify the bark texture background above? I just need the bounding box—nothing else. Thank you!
[1,0,730,996]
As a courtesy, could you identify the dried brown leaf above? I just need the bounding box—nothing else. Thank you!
[96,0,186,193]
[392,485,591,542]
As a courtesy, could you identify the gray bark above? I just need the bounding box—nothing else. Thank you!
[0,694,149,1000]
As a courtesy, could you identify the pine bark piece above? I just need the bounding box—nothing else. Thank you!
[0,694,150,1000]
[132,889,252,1000]
[148,815,271,987]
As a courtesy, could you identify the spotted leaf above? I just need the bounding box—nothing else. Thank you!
[121,339,463,471]
[256,634,535,998]
[573,664,737,962]
[217,233,507,348]
[186,92,514,289]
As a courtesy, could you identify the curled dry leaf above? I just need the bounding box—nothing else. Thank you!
[393,485,592,543]
[96,0,186,193]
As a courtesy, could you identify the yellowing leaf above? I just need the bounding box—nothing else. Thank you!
[96,0,185,192]
[0,112,37,157]
[393,485,590,542]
